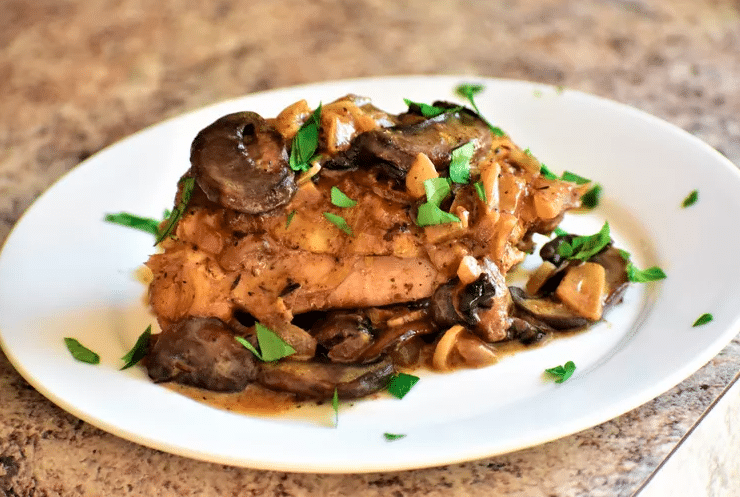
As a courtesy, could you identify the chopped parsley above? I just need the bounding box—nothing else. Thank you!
[155,176,196,244]
[383,433,406,441]
[120,326,151,370]
[581,184,602,209]
[682,190,699,208]
[474,180,487,203]
[330,186,357,208]
[416,177,460,227]
[403,98,461,118]
[540,164,558,180]
[626,264,667,283]
[553,226,569,237]
[289,104,322,172]
[449,142,475,184]
[285,209,296,228]
[235,322,296,362]
[332,388,340,427]
[618,250,667,283]
[693,313,713,327]
[454,83,505,137]
[557,221,611,261]
[64,338,100,365]
[561,171,591,185]
[323,212,354,236]
[545,361,576,383]
[104,212,161,236]
[387,372,420,399]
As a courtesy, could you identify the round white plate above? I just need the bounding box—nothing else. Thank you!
[2,76,740,473]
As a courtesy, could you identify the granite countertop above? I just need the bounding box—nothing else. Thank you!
[2,1,740,495]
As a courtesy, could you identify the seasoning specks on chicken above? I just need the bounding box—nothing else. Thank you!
[144,94,605,401]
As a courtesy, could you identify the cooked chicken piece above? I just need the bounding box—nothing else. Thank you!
[146,95,587,393]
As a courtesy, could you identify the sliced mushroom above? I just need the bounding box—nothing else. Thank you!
[190,111,296,214]
[257,357,395,400]
[146,317,258,392]
[311,312,374,363]
[509,286,591,330]
[328,107,492,179]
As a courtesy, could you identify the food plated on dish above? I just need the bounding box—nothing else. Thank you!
[110,86,662,407]
[2,76,739,472]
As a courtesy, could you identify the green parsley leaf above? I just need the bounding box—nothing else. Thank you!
[120,326,152,370]
[285,209,296,228]
[682,190,699,208]
[424,177,452,206]
[416,203,461,227]
[235,322,296,362]
[104,212,161,236]
[449,142,475,184]
[540,164,558,180]
[155,176,196,245]
[323,212,354,236]
[454,83,505,137]
[64,338,100,365]
[384,433,406,441]
[524,148,533,156]
[581,184,602,209]
[474,181,487,204]
[693,313,713,327]
[403,99,461,118]
[553,226,569,237]
[387,372,420,399]
[626,264,667,283]
[289,104,322,172]
[561,171,591,185]
[330,186,357,208]
[557,222,611,261]
[332,387,340,427]
[545,360,576,383]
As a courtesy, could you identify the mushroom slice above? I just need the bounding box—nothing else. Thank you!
[190,111,296,214]
[311,312,374,363]
[257,357,394,400]
[146,317,259,392]
[509,287,591,330]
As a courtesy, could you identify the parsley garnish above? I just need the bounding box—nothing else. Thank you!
[626,264,667,283]
[332,388,340,427]
[387,372,420,399]
[618,250,667,283]
[289,104,322,172]
[581,184,602,208]
[384,433,406,441]
[416,177,460,227]
[330,186,357,208]
[545,361,576,383]
[693,313,713,327]
[449,142,474,184]
[156,176,196,244]
[64,338,100,365]
[557,222,611,261]
[540,164,558,180]
[561,171,591,185]
[120,326,151,370]
[553,226,569,237]
[474,181,487,203]
[403,99,461,118]
[104,212,161,236]
[285,209,296,228]
[454,83,505,137]
[323,212,354,236]
[235,322,296,362]
[682,190,699,208]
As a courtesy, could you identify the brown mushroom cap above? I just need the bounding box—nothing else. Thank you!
[190,111,296,214]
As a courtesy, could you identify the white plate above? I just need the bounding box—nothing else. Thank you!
[2,76,740,473]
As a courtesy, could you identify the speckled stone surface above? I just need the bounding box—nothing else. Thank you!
[2,1,740,495]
